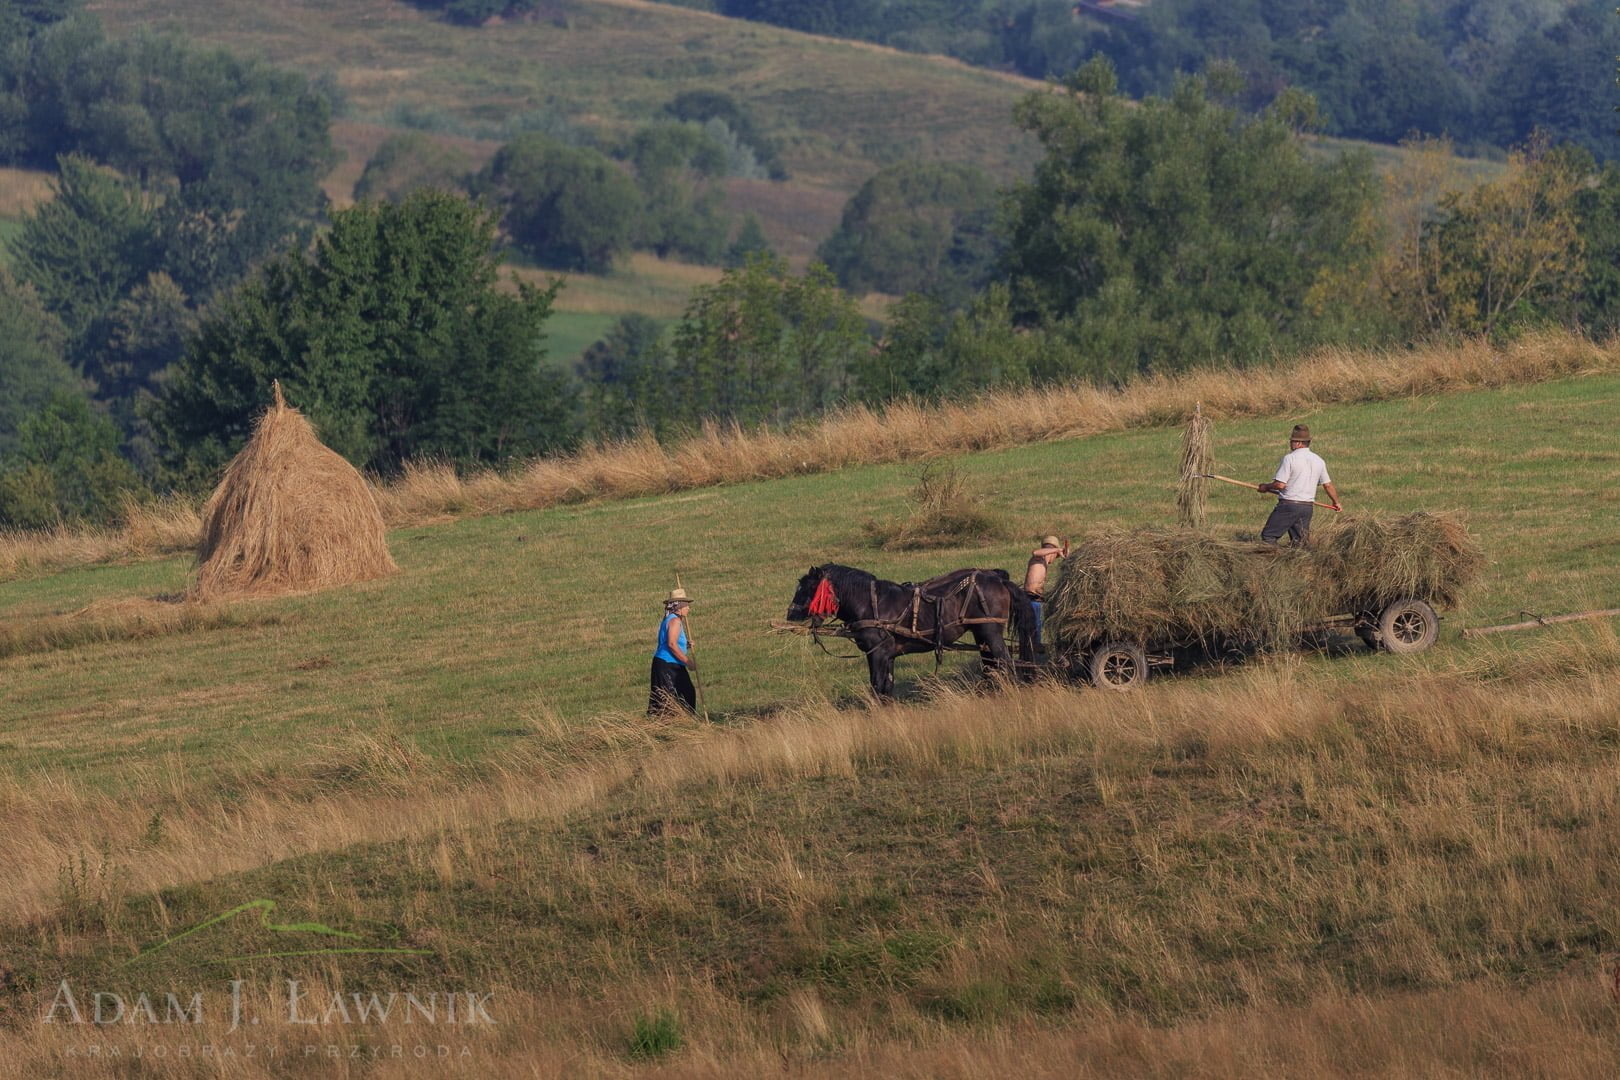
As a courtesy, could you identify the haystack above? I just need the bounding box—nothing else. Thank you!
[191,383,396,599]
[1045,512,1483,653]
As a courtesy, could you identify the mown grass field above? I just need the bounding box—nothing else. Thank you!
[3,371,1617,780]
[2,368,1620,1074]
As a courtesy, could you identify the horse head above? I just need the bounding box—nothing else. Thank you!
[786,565,826,622]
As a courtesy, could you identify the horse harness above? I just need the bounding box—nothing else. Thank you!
[815,572,1005,665]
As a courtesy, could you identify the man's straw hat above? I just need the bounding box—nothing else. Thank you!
[1039,535,1062,551]
[1290,424,1311,443]
[665,586,693,605]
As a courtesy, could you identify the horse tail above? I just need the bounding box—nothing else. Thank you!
[1001,572,1038,665]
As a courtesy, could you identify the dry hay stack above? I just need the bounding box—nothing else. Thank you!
[191,384,397,599]
[1311,511,1484,612]
[1045,511,1483,654]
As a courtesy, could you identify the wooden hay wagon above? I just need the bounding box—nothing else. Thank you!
[1044,513,1484,691]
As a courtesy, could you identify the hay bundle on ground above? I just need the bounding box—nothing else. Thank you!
[862,463,1003,550]
[191,384,396,599]
[1045,511,1483,653]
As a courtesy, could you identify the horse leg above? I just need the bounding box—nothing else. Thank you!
[867,640,898,701]
[974,625,1013,683]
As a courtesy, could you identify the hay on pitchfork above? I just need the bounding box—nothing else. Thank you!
[190,383,397,599]
[1176,403,1213,528]
[1044,511,1483,654]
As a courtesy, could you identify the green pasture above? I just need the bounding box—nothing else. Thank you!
[2,373,1617,794]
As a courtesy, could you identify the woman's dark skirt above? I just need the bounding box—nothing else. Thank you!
[648,658,697,716]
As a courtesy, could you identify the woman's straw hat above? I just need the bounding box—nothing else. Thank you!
[1039,535,1063,551]
[665,586,694,605]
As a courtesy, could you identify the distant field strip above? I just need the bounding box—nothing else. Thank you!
[2,330,1614,581]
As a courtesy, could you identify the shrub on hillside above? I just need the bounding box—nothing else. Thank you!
[401,0,548,25]
[663,89,786,180]
[471,133,640,272]
[625,122,732,264]
[819,160,999,305]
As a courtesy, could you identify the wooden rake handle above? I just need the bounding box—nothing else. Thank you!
[1195,473,1340,512]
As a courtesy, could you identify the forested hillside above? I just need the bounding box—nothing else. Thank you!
[656,0,1620,158]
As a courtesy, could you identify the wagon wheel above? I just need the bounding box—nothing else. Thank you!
[1376,598,1439,655]
[1088,641,1147,690]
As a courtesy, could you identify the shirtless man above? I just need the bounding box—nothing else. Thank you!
[1023,535,1065,649]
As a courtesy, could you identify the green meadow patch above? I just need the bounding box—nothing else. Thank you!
[1,373,1617,793]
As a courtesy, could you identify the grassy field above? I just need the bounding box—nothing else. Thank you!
[5,370,1617,747]
[1,365,1619,1072]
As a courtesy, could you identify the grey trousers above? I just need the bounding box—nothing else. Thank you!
[1261,500,1315,545]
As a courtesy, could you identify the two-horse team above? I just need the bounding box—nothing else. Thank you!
[785,563,1039,700]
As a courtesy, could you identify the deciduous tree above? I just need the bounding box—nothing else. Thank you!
[472,133,640,273]
[818,160,999,305]
[1001,60,1380,377]
[666,256,867,427]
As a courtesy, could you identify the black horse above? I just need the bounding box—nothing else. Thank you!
[785,563,1037,700]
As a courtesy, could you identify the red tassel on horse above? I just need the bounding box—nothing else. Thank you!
[808,577,839,618]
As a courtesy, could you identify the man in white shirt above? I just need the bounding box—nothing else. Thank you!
[1257,424,1341,545]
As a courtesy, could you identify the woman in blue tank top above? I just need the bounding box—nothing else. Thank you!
[648,587,697,716]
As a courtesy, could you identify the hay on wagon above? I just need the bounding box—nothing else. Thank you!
[1044,511,1483,653]
[190,384,397,599]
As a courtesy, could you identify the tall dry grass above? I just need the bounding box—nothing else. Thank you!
[2,623,1616,928]
[0,496,199,581]
[4,971,1612,1079]
[376,330,1617,525]
[4,629,1620,1076]
[3,330,1614,583]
